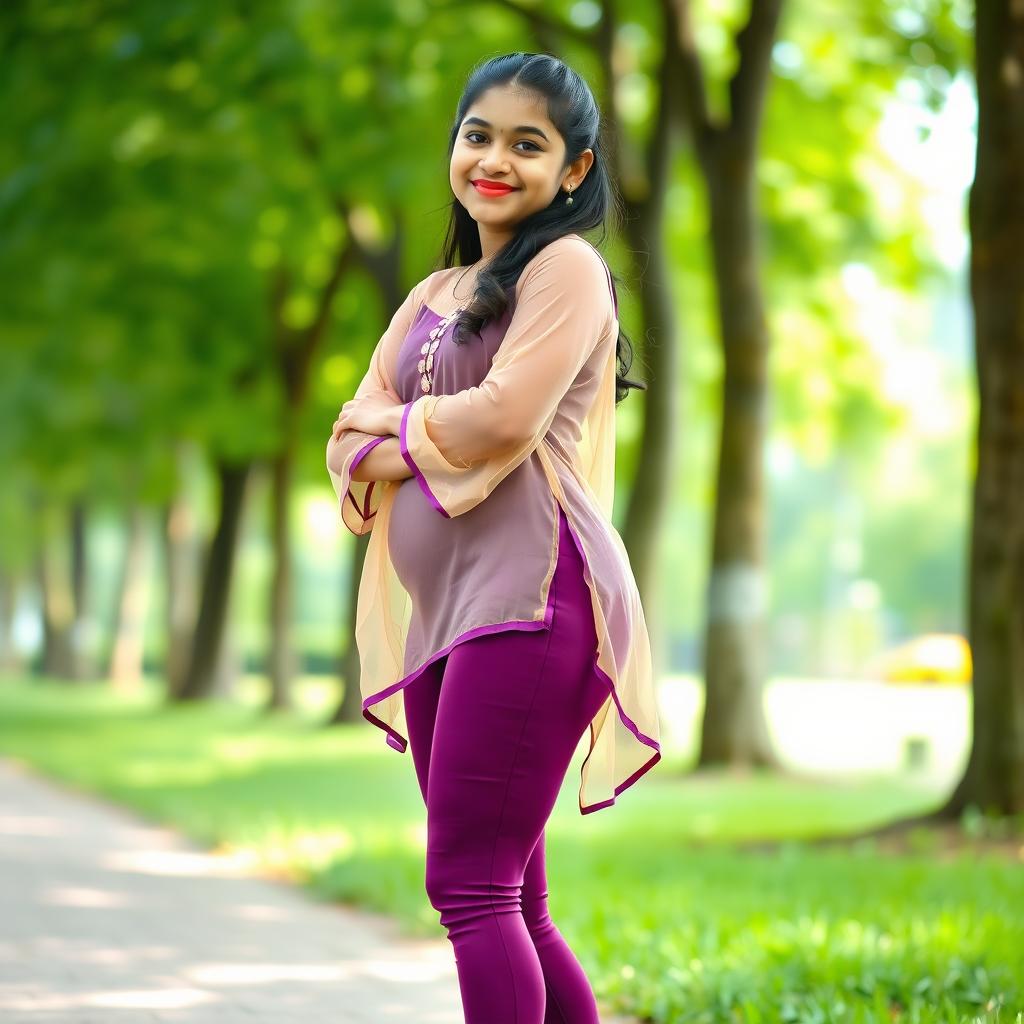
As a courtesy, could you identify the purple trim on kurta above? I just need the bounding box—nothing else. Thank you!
[362,482,377,520]
[361,499,661,814]
[558,504,661,813]
[399,399,452,519]
[362,612,555,752]
[422,302,453,322]
[598,257,619,319]
[347,435,389,522]
[578,239,619,319]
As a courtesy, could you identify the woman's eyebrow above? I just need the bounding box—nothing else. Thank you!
[461,116,549,142]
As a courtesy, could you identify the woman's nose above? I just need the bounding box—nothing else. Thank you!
[480,153,509,172]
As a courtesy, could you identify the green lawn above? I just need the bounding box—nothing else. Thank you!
[1,675,1021,1024]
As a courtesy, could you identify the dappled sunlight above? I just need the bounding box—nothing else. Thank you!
[231,901,292,922]
[6,0,1018,1018]
[0,758,463,1020]
[302,491,344,548]
[0,983,219,1012]
[765,677,969,783]
[0,937,461,1014]
[117,759,225,788]
[0,812,68,836]
[39,883,132,909]
[221,825,358,875]
[189,959,411,985]
[656,674,969,788]
[104,844,264,878]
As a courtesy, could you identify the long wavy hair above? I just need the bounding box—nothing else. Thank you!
[437,52,645,404]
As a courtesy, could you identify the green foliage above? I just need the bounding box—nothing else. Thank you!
[0,0,979,669]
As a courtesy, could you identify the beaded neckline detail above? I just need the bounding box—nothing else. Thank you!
[418,304,465,394]
[418,261,487,394]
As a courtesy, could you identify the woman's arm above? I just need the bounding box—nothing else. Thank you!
[350,435,413,483]
[398,238,614,518]
[325,278,423,536]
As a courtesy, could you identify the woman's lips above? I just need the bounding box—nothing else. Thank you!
[472,180,518,197]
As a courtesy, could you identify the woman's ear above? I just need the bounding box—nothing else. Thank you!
[566,148,594,188]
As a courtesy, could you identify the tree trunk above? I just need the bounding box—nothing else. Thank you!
[68,501,92,679]
[213,621,242,699]
[620,205,681,685]
[106,504,149,694]
[939,0,1024,816]
[266,445,296,711]
[36,504,76,680]
[0,570,23,675]
[661,0,785,768]
[698,146,777,767]
[262,233,356,718]
[173,459,252,703]
[161,450,200,699]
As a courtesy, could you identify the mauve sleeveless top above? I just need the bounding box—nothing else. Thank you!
[389,299,559,676]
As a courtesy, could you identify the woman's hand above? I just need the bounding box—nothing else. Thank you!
[332,391,405,441]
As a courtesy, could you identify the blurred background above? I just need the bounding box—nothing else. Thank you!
[2,1,1021,1021]
[0,0,976,736]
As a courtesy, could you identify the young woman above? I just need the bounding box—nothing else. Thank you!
[327,52,662,1024]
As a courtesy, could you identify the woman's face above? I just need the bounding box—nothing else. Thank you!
[450,84,593,250]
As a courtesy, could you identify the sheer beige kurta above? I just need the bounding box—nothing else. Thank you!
[326,233,661,814]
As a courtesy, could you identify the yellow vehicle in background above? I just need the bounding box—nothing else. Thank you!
[868,633,972,684]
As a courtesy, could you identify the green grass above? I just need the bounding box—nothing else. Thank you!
[1,675,1021,1024]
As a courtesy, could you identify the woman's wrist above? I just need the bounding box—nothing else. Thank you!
[387,402,407,437]
[350,435,413,483]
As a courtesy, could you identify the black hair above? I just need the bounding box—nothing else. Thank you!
[438,52,646,404]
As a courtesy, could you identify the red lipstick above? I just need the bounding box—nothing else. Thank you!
[472,178,518,197]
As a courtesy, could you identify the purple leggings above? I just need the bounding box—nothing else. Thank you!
[402,505,610,1024]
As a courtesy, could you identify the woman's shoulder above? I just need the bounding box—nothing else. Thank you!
[414,267,452,292]
[518,234,612,303]
[421,265,462,283]
[524,233,608,277]
[410,266,461,308]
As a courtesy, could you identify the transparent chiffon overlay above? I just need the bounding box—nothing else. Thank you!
[326,234,661,813]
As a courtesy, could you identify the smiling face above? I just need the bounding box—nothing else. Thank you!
[450,83,594,260]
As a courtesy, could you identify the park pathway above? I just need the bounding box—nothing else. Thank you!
[0,756,637,1024]
[0,754,467,1023]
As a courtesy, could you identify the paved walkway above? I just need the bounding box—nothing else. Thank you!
[0,755,467,1023]
[0,756,636,1024]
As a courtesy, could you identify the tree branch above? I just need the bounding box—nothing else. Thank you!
[592,0,625,191]
[464,0,597,47]
[665,0,716,158]
[727,0,785,148]
[645,1,685,199]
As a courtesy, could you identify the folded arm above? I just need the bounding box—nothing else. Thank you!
[349,436,412,483]
[326,281,422,536]
[399,237,615,518]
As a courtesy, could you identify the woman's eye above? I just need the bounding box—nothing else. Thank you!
[464,132,539,152]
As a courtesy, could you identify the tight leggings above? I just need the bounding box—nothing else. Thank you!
[402,504,611,1024]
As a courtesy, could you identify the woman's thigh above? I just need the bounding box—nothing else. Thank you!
[403,656,445,806]
[423,508,608,865]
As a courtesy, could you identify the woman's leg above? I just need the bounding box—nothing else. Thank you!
[521,829,602,1024]
[519,514,610,1024]
[405,646,594,1023]
[415,507,609,1023]
[403,656,446,805]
